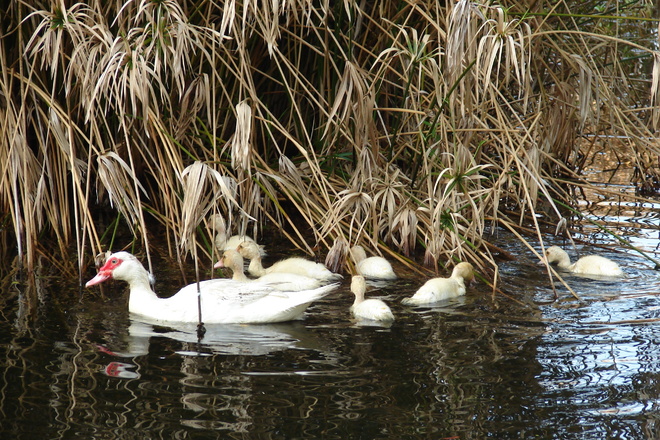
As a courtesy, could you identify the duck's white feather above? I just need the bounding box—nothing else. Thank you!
[86,252,337,324]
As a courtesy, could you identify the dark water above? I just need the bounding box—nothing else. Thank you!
[1,234,660,439]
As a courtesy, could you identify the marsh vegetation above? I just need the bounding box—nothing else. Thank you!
[2,0,659,286]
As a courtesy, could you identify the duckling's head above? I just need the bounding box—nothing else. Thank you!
[237,240,261,260]
[214,249,244,271]
[544,246,569,266]
[452,262,475,285]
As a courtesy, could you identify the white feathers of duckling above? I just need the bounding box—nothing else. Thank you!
[544,246,624,277]
[350,275,394,322]
[350,245,397,280]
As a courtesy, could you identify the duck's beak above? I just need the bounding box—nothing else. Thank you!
[213,259,225,269]
[85,270,112,287]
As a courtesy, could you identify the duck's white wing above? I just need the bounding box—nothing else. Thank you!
[212,282,340,324]
[195,278,273,300]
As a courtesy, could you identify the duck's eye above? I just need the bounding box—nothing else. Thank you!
[111,259,118,264]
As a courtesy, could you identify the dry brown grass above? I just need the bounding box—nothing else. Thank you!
[2,0,659,289]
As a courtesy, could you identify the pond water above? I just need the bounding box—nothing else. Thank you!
[3,153,660,439]
[1,229,660,440]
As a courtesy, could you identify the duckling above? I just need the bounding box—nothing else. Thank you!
[211,215,264,255]
[544,246,624,277]
[215,249,323,291]
[402,262,474,305]
[237,241,342,281]
[350,245,397,280]
[350,275,394,322]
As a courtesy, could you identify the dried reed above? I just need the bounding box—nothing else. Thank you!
[2,0,658,297]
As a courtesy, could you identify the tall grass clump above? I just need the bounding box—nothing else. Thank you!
[2,0,659,286]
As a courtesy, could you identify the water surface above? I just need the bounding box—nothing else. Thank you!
[1,230,660,439]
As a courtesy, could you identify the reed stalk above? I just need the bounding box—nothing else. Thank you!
[1,0,657,294]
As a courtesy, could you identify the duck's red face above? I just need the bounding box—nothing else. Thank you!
[85,256,124,287]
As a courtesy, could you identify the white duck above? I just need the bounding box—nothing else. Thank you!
[215,249,324,291]
[85,251,338,324]
[544,245,624,277]
[350,275,394,322]
[211,215,264,256]
[350,245,397,280]
[401,262,474,305]
[237,241,343,281]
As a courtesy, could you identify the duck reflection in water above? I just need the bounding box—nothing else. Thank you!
[97,318,330,361]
